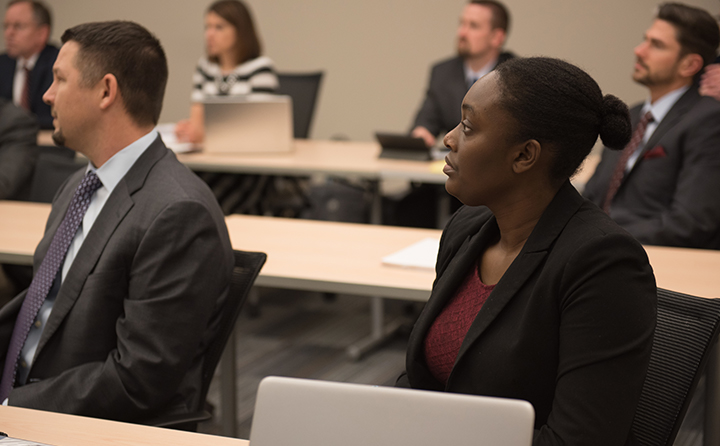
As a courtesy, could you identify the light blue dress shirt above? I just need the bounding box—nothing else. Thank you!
[626,86,689,171]
[13,130,159,389]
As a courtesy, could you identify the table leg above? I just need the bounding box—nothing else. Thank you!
[220,327,237,437]
[346,296,405,361]
[369,181,382,225]
[705,340,720,446]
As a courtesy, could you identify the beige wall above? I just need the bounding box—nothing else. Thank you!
[1,0,718,141]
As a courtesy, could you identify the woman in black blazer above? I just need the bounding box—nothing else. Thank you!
[397,58,657,446]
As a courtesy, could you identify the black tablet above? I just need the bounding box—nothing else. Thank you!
[375,132,432,161]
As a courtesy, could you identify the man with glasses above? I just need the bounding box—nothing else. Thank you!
[0,0,57,129]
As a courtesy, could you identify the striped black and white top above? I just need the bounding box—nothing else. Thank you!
[191,56,279,102]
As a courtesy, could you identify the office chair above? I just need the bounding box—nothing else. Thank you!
[630,288,720,446]
[151,250,267,433]
[27,146,81,203]
[276,72,323,139]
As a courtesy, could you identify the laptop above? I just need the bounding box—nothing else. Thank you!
[249,376,535,446]
[375,132,433,161]
[203,95,294,154]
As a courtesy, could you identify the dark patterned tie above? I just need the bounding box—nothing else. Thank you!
[0,171,102,401]
[602,111,654,213]
[20,64,31,111]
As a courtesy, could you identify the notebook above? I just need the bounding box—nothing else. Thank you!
[249,376,535,446]
[203,94,294,154]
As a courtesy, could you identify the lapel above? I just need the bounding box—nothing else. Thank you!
[444,182,585,388]
[451,57,469,101]
[34,137,169,357]
[625,87,700,179]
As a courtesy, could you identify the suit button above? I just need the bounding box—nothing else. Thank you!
[34,320,42,328]
[20,360,27,368]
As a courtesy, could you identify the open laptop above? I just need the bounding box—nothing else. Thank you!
[203,94,294,154]
[249,376,535,446]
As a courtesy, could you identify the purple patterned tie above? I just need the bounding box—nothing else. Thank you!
[0,171,102,401]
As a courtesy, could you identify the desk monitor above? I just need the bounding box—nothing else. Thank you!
[203,95,294,154]
[375,132,432,161]
[249,376,535,446]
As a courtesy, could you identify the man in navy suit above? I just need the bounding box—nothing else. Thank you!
[584,3,720,249]
[0,0,57,129]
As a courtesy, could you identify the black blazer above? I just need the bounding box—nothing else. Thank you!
[398,182,656,446]
[584,87,720,249]
[412,52,515,137]
[0,44,59,129]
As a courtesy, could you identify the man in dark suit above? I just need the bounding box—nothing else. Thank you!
[0,0,58,129]
[411,0,515,147]
[584,3,720,249]
[0,97,37,200]
[0,21,234,424]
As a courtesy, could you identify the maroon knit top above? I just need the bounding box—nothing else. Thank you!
[423,264,495,385]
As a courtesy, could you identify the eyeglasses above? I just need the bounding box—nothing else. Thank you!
[3,22,37,32]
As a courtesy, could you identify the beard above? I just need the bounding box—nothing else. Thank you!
[51,128,66,147]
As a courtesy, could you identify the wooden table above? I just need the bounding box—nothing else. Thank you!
[0,405,248,446]
[4,200,720,442]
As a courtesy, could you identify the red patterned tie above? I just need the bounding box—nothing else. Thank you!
[602,111,654,213]
[0,171,102,401]
[20,64,31,111]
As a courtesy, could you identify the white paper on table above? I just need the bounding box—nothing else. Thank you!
[154,123,200,154]
[381,237,440,270]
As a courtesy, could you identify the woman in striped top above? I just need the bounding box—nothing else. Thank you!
[175,0,278,143]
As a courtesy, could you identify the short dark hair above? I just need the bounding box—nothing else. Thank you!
[495,57,631,182]
[470,0,510,34]
[61,21,168,127]
[207,0,262,65]
[8,0,51,33]
[657,2,720,68]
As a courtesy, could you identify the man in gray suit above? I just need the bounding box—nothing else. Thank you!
[0,97,37,200]
[411,0,515,147]
[0,21,234,423]
[584,3,720,249]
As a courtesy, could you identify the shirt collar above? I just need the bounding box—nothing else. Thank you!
[464,56,499,83]
[86,130,158,194]
[16,52,40,71]
[641,85,689,124]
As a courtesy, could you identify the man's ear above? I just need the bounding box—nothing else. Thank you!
[98,73,119,111]
[512,139,541,174]
[490,28,506,50]
[678,53,704,79]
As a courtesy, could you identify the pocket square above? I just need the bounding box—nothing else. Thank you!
[643,145,667,160]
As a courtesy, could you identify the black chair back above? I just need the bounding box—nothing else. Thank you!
[28,146,81,203]
[631,288,720,446]
[152,250,266,432]
[277,72,323,139]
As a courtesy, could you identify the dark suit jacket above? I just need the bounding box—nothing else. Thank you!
[584,87,720,249]
[0,98,38,199]
[412,52,514,137]
[398,182,656,446]
[0,137,234,423]
[0,44,59,129]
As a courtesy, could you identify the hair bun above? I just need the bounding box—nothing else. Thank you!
[599,94,631,150]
